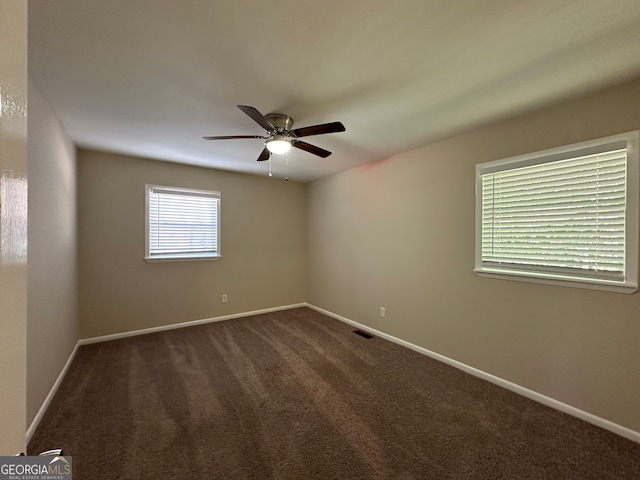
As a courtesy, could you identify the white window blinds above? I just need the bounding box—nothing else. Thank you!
[481,150,627,280]
[146,185,220,260]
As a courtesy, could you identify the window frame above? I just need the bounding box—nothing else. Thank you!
[145,184,221,263]
[475,131,639,294]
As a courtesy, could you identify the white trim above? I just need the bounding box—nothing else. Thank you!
[306,303,640,444]
[144,253,221,263]
[26,342,80,444]
[474,269,638,294]
[78,303,307,345]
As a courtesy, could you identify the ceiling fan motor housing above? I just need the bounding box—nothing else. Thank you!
[265,113,294,133]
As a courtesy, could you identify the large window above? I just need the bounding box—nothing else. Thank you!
[145,185,220,262]
[475,131,638,293]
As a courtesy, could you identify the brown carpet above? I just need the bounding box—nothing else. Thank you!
[29,307,640,479]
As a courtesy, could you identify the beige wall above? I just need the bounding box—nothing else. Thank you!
[0,0,28,454]
[307,78,640,433]
[27,80,78,425]
[77,150,307,338]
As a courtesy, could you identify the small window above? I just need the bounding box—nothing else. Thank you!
[475,131,639,293]
[145,185,220,262]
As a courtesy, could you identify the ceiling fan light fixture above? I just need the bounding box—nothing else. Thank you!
[266,135,292,154]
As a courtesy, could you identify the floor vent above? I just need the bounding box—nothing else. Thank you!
[353,329,374,340]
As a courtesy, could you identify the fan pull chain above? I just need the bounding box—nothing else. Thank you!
[269,154,272,177]
[285,151,289,181]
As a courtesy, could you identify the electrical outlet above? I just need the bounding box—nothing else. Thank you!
[222,294,228,303]
[379,306,386,318]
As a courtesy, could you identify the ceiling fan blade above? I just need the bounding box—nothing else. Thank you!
[291,121,345,138]
[203,135,267,140]
[257,147,271,161]
[237,105,275,131]
[292,140,332,158]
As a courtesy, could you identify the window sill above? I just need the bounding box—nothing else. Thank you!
[474,268,637,294]
[145,253,221,263]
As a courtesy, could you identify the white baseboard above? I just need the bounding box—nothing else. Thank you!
[78,303,307,345]
[306,303,640,444]
[26,342,80,445]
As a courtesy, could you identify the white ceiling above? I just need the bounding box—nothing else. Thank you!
[29,0,640,182]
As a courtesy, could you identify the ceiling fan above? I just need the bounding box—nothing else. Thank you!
[203,105,345,162]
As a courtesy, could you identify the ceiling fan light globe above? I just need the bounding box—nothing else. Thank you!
[266,138,292,154]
